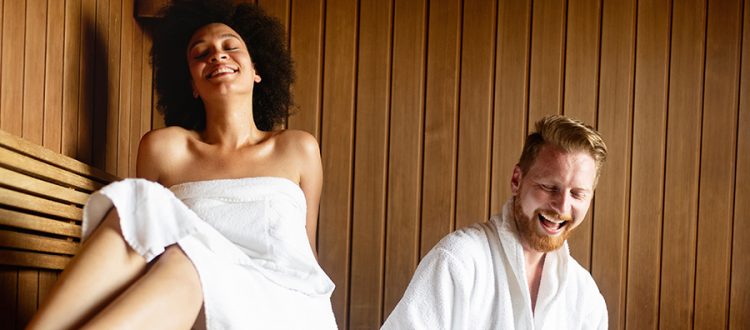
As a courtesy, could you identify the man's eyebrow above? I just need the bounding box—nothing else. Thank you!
[188,34,242,50]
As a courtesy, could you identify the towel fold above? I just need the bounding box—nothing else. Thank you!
[83,177,337,329]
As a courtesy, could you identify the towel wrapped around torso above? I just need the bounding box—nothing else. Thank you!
[82,177,337,329]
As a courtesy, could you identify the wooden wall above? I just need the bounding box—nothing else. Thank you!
[273,0,749,329]
[0,0,748,329]
[0,0,153,328]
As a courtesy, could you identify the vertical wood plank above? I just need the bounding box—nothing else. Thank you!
[729,2,750,328]
[17,270,37,328]
[382,0,426,319]
[258,0,289,33]
[590,0,634,327]
[564,0,600,119]
[129,22,144,177]
[318,0,358,327]
[77,0,96,163]
[349,1,392,327]
[564,0,604,271]
[141,27,153,133]
[528,0,565,122]
[0,0,24,136]
[62,0,82,157]
[625,0,670,328]
[288,0,324,138]
[37,271,57,309]
[0,268,18,329]
[105,0,121,174]
[490,0,531,214]
[454,0,495,230]
[660,0,706,328]
[420,0,461,257]
[43,0,64,152]
[116,0,133,178]
[92,0,110,167]
[693,0,741,327]
[22,0,46,144]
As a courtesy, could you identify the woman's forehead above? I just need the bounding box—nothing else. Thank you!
[188,23,244,48]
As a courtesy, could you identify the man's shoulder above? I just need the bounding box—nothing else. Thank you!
[435,220,498,255]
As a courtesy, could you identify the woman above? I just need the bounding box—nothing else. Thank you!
[27,0,336,329]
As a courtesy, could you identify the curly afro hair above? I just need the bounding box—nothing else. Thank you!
[151,0,294,131]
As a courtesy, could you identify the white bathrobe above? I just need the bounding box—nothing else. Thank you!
[381,199,607,330]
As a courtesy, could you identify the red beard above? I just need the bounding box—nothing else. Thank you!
[512,197,573,252]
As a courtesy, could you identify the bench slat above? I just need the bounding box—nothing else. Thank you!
[0,250,71,270]
[0,147,105,193]
[0,129,117,184]
[0,129,117,272]
[0,167,90,206]
[0,230,78,255]
[0,208,81,238]
[0,187,82,221]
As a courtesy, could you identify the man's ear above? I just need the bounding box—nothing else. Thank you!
[511,165,522,195]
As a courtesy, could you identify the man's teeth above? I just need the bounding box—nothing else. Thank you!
[539,214,565,229]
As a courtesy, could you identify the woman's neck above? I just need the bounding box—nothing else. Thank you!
[201,98,262,148]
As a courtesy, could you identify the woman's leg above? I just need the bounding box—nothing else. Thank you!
[27,209,149,329]
[81,245,203,329]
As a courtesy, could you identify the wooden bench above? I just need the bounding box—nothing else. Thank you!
[0,129,119,328]
[0,129,118,270]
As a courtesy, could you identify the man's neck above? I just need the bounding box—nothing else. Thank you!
[522,246,546,313]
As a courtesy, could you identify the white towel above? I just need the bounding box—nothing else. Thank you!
[381,199,607,330]
[82,177,337,329]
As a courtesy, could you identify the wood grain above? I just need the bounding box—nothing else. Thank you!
[348,0,392,327]
[528,0,565,122]
[0,209,81,237]
[454,0,495,230]
[22,0,46,145]
[1,0,25,136]
[729,2,750,328]
[490,0,531,214]
[564,0,603,272]
[625,0,670,328]
[44,0,65,153]
[62,0,83,158]
[116,0,133,178]
[693,0,741,327]
[0,230,79,256]
[660,0,706,327]
[318,0,358,326]
[0,251,70,271]
[288,0,324,138]
[590,0,633,327]
[419,0,461,257]
[382,0,426,320]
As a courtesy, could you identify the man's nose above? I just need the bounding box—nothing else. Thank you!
[551,192,572,218]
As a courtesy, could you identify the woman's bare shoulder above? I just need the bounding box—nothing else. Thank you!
[141,126,195,144]
[137,126,197,180]
[273,129,320,155]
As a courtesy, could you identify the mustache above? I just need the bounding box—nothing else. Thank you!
[538,210,573,222]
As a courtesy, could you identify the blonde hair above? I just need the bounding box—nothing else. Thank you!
[518,115,608,181]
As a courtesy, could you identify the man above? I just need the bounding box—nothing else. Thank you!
[382,115,609,329]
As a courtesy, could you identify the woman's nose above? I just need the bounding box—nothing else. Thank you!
[210,52,228,62]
